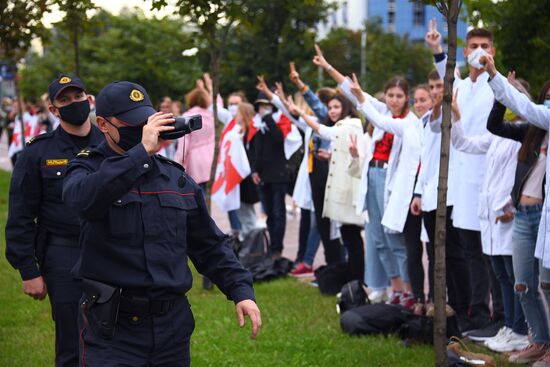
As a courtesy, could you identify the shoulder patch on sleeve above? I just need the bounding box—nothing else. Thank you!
[26,133,51,146]
[155,154,185,172]
[76,148,99,158]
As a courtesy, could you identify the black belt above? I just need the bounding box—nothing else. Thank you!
[48,234,79,247]
[119,294,176,316]
[369,160,388,168]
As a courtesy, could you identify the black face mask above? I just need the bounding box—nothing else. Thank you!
[105,118,143,151]
[57,99,90,126]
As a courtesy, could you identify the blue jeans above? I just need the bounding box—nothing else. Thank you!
[227,210,242,232]
[259,182,287,253]
[513,204,550,344]
[490,255,527,335]
[365,167,407,288]
[303,212,321,267]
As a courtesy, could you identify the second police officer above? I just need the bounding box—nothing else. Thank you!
[5,75,104,367]
[62,81,261,366]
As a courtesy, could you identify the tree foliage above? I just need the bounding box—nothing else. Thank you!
[317,19,433,94]
[0,0,47,63]
[51,0,97,76]
[20,9,202,104]
[463,0,550,93]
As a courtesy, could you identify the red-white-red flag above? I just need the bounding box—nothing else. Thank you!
[211,125,251,212]
[252,111,302,159]
[8,113,44,158]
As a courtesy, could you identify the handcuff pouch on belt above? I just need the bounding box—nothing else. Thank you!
[81,278,121,338]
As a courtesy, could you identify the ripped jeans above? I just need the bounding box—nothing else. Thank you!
[512,204,550,344]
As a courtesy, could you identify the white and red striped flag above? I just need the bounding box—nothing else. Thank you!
[8,112,44,158]
[211,125,251,212]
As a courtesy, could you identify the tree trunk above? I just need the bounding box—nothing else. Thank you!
[434,1,461,366]
[74,27,80,76]
[207,49,222,213]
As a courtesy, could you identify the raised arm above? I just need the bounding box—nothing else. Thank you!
[451,120,492,154]
[312,44,346,85]
[349,74,404,136]
[288,95,335,140]
[288,61,328,121]
[486,99,527,142]
[483,55,550,130]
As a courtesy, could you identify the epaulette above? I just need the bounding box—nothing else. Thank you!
[26,133,52,146]
[76,147,101,158]
[155,154,186,172]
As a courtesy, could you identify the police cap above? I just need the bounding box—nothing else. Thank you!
[96,81,156,126]
[48,74,86,102]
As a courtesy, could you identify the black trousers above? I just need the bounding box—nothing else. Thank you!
[79,296,193,366]
[42,244,82,367]
[456,227,504,325]
[423,208,471,316]
[297,209,311,262]
[309,159,341,265]
[403,209,429,302]
[340,224,365,281]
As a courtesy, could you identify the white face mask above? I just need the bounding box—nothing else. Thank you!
[228,104,238,117]
[259,106,273,117]
[467,47,488,70]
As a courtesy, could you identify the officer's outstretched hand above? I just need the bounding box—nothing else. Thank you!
[142,112,175,155]
[236,299,262,339]
[22,276,47,300]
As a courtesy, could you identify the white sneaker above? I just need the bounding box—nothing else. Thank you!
[483,326,511,347]
[368,289,388,304]
[487,329,530,353]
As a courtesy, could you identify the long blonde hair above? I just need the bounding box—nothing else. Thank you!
[237,102,255,130]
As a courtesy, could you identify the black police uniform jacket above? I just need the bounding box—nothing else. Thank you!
[5,125,104,281]
[62,141,255,301]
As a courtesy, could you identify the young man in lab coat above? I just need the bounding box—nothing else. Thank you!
[425,19,503,336]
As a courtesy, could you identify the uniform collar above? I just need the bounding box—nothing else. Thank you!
[55,124,103,151]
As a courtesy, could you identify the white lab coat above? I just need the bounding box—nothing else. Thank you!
[488,72,550,266]
[414,111,442,212]
[435,57,495,231]
[452,120,521,255]
[356,99,422,233]
[348,132,373,222]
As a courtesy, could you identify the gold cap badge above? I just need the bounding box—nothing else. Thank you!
[59,76,71,84]
[129,89,144,102]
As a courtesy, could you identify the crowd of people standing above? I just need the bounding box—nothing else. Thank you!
[3,16,550,366]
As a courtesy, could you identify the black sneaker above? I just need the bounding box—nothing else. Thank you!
[465,320,504,341]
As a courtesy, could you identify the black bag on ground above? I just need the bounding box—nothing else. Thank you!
[340,303,411,336]
[248,257,294,282]
[233,227,270,269]
[340,303,461,345]
[314,262,349,295]
[337,280,369,314]
[398,313,460,345]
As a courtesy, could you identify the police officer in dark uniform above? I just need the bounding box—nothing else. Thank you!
[5,75,104,367]
[62,81,261,366]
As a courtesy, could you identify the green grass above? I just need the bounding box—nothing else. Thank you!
[0,168,510,366]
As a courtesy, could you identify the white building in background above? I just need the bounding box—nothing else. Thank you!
[317,0,467,64]
[317,0,368,39]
